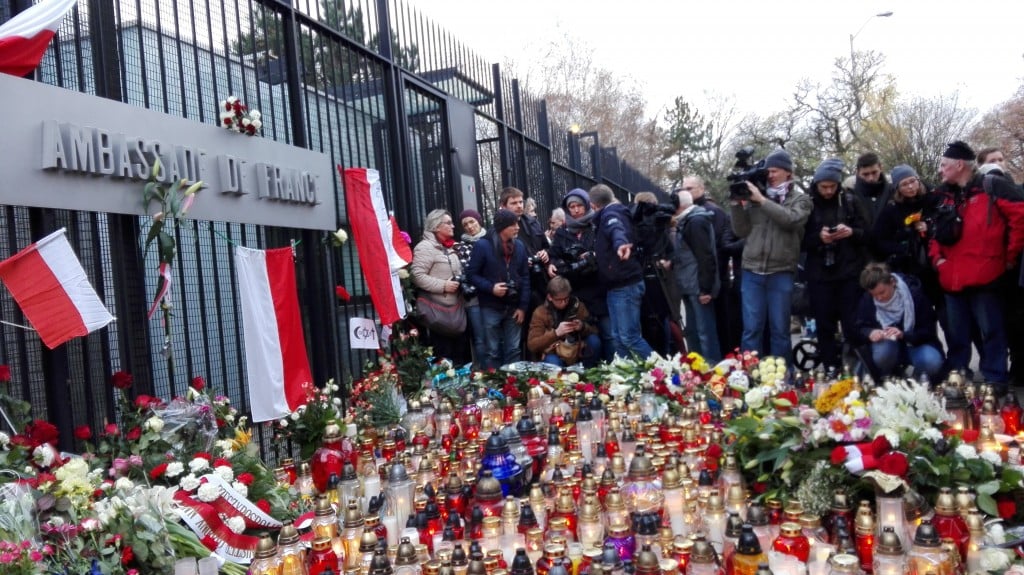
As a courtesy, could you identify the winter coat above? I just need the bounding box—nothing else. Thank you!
[695,196,744,287]
[527,297,598,356]
[549,222,607,317]
[467,230,531,312]
[850,175,895,233]
[411,232,463,307]
[801,185,867,282]
[594,203,644,288]
[854,274,942,350]
[672,206,720,297]
[872,192,939,279]
[731,184,812,274]
[928,173,1024,292]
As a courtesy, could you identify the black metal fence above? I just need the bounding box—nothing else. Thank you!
[0,0,662,461]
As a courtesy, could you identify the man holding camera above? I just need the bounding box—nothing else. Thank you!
[731,148,813,358]
[528,276,602,367]
[467,209,531,369]
[590,184,655,359]
[547,188,613,361]
[802,159,867,374]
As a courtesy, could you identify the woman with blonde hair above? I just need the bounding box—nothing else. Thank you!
[411,209,469,363]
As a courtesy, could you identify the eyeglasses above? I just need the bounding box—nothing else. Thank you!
[549,295,570,303]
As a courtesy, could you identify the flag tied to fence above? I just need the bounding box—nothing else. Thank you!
[0,228,114,348]
[0,0,77,77]
[234,245,312,422]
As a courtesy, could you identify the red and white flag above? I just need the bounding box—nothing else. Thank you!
[0,0,77,77]
[234,245,311,422]
[0,228,113,349]
[342,167,408,326]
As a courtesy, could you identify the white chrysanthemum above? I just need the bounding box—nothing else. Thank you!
[114,477,135,491]
[745,387,766,410]
[189,457,210,473]
[874,428,901,449]
[920,427,943,442]
[179,473,200,492]
[55,457,90,482]
[979,547,1012,571]
[955,444,979,460]
[981,451,1003,466]
[232,481,248,498]
[165,461,184,478]
[215,465,234,482]
[197,482,221,503]
[226,516,246,534]
[145,417,165,433]
[278,419,288,428]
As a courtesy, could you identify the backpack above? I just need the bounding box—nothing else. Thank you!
[932,198,964,246]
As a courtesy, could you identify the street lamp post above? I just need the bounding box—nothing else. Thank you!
[849,11,893,66]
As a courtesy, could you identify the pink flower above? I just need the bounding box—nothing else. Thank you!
[30,550,42,561]
[112,458,129,473]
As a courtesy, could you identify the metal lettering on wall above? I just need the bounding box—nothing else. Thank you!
[0,74,336,230]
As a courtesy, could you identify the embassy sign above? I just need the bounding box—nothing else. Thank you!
[0,73,336,230]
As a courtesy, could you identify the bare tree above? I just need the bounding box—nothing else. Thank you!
[970,85,1024,182]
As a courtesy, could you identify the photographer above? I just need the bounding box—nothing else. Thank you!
[528,276,602,367]
[633,191,682,355]
[547,188,613,361]
[467,209,531,369]
[411,209,470,364]
[802,159,867,374]
[731,148,813,358]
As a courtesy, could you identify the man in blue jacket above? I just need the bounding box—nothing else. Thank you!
[589,184,654,359]
[467,209,531,369]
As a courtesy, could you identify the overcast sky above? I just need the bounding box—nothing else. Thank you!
[421,0,1024,125]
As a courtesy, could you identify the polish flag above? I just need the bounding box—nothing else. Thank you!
[0,228,113,349]
[0,0,78,77]
[342,167,408,326]
[234,245,311,422]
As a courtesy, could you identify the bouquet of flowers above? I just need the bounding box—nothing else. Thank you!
[218,96,262,136]
[272,380,344,460]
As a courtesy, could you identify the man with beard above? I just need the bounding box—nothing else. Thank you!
[547,188,613,360]
[847,152,894,248]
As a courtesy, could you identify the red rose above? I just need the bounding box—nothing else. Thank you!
[751,481,768,495]
[705,443,723,459]
[997,496,1017,519]
[877,452,909,477]
[134,395,154,410]
[256,499,271,514]
[191,376,206,391]
[104,423,120,437]
[216,417,226,428]
[126,427,142,441]
[74,425,92,441]
[25,420,60,447]
[201,535,218,551]
[236,472,255,486]
[120,545,134,566]
[149,462,168,480]
[831,445,849,465]
[0,364,10,382]
[110,371,133,390]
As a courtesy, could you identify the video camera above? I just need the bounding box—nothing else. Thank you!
[556,244,598,276]
[726,145,768,200]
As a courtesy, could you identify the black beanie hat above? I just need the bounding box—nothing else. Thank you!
[943,141,975,161]
[493,209,519,232]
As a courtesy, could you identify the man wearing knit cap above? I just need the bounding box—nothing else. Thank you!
[731,147,813,359]
[802,158,867,373]
[466,208,531,369]
[930,140,1024,394]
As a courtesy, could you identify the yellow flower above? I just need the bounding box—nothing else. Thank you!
[233,426,252,449]
[815,379,854,414]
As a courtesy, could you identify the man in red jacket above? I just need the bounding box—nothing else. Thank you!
[929,141,1024,394]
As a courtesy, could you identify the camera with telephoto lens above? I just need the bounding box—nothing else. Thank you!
[557,244,598,276]
[727,145,768,200]
[505,279,519,301]
[452,274,476,296]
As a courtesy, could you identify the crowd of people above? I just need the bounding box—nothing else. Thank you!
[409,141,1024,395]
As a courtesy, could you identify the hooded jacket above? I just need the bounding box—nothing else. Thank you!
[549,189,607,316]
[731,183,812,274]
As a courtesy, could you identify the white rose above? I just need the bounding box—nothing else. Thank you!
[250,119,262,131]
[225,413,235,424]
[145,417,165,433]
[165,462,184,478]
[955,444,979,460]
[745,387,766,410]
[291,412,300,421]
[226,516,246,534]
[33,444,57,467]
[114,477,134,491]
[979,547,1011,571]
[197,482,221,503]
[179,474,200,492]
[981,451,1003,466]
[279,419,289,428]
[567,372,580,383]
[189,458,210,473]
[215,465,234,482]
[249,110,261,120]
[232,481,248,498]
[0,431,10,449]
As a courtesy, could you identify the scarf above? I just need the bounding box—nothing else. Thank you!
[565,210,596,232]
[767,181,792,203]
[461,229,487,243]
[438,235,455,249]
[875,274,915,333]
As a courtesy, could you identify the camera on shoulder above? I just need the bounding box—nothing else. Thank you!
[726,145,768,200]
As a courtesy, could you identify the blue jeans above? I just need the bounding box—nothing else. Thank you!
[871,340,944,382]
[741,270,794,359]
[543,333,603,368]
[480,306,523,370]
[466,304,487,369]
[683,295,721,362]
[595,314,615,362]
[606,280,654,359]
[945,286,1008,384]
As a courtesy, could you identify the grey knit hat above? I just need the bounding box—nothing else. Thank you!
[764,148,794,173]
